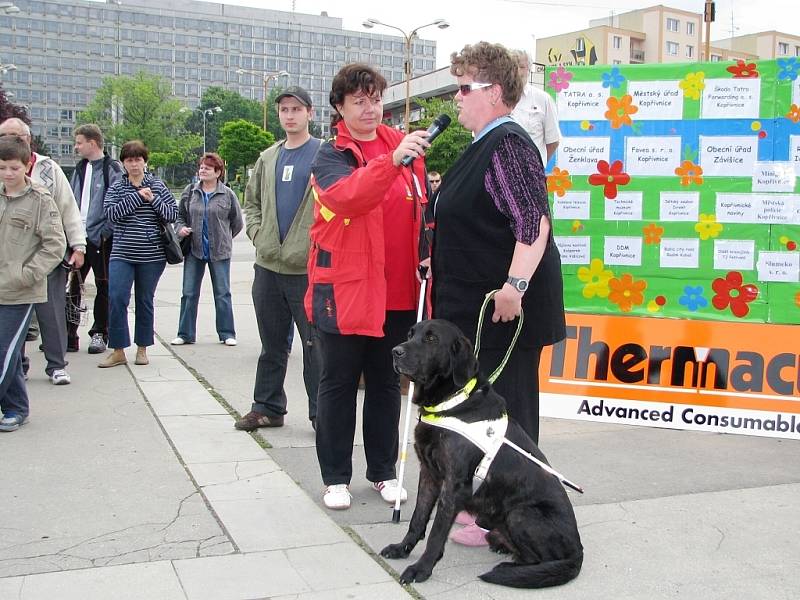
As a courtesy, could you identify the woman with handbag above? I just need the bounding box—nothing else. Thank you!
[99,140,178,368]
[171,153,243,346]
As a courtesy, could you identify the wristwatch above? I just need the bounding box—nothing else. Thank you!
[506,276,529,293]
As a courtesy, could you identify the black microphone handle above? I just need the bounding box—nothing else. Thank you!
[401,116,450,167]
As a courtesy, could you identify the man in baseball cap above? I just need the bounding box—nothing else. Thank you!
[275,86,313,108]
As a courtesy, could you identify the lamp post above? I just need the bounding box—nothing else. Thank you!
[0,63,16,80]
[235,68,289,131]
[201,106,222,154]
[0,2,20,14]
[362,18,449,130]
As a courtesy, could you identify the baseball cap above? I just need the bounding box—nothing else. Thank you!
[275,86,312,107]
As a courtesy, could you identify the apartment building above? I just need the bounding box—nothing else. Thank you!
[711,31,800,61]
[0,0,436,166]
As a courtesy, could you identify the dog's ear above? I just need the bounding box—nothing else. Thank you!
[450,335,478,388]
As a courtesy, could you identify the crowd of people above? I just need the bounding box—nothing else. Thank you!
[0,43,565,547]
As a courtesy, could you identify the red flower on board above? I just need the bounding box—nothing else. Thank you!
[711,271,759,318]
[726,59,759,78]
[588,160,630,199]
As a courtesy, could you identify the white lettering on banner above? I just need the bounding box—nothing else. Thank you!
[752,162,796,193]
[701,78,761,119]
[699,135,759,176]
[660,191,700,221]
[540,394,800,440]
[626,80,684,120]
[714,239,756,271]
[715,193,756,223]
[553,191,591,220]
[556,82,610,121]
[659,238,700,269]
[756,251,800,282]
[554,236,591,264]
[557,136,611,175]
[625,136,682,176]
[604,192,643,221]
[604,236,642,266]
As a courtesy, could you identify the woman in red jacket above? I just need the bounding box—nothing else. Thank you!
[306,63,430,510]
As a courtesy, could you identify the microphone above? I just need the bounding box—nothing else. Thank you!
[401,114,451,167]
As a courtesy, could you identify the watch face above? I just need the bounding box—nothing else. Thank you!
[517,280,529,292]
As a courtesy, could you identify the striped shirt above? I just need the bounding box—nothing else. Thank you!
[104,173,178,263]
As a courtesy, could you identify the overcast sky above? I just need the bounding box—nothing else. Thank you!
[230,0,799,67]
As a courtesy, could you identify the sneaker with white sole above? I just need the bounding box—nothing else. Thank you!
[171,337,186,345]
[323,484,351,510]
[373,479,408,504]
[0,413,25,432]
[88,333,107,354]
[223,338,237,346]
[49,369,71,385]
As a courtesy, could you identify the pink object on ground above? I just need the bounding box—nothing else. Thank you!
[449,522,489,546]
[455,511,476,526]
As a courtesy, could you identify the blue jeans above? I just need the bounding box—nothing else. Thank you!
[108,259,166,349]
[0,304,34,419]
[177,254,235,342]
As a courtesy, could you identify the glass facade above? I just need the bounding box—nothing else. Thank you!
[0,0,437,165]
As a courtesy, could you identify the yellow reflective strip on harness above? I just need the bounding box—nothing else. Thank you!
[422,378,477,413]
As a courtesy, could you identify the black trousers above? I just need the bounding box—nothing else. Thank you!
[477,344,543,444]
[67,238,112,342]
[315,310,415,486]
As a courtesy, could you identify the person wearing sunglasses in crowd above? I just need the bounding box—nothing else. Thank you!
[429,42,567,546]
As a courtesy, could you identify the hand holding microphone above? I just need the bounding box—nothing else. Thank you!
[393,114,452,167]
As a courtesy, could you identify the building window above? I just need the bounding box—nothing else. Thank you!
[710,54,721,62]
[686,45,694,58]
[576,37,585,52]
[666,41,679,56]
[612,59,621,65]
[778,42,789,55]
[613,35,621,49]
[687,22,695,35]
[796,46,800,57]
[666,18,679,32]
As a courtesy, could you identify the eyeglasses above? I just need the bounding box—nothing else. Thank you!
[458,82,493,96]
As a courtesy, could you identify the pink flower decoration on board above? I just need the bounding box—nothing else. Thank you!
[548,66,574,92]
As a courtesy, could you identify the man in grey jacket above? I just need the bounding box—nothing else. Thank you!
[235,86,322,432]
[68,124,123,354]
[0,118,86,386]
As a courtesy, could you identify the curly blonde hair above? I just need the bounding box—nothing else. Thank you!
[450,42,523,108]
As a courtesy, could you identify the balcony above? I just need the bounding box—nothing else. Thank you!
[630,49,645,63]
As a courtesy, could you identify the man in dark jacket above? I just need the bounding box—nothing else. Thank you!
[68,124,123,353]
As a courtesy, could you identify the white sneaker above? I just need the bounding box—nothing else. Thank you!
[170,337,186,345]
[323,484,351,510]
[223,338,237,346]
[49,369,71,385]
[373,479,408,504]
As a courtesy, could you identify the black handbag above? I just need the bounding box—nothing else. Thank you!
[160,222,184,265]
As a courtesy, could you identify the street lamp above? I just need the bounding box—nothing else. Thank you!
[201,106,221,154]
[0,64,17,79]
[0,2,20,14]
[235,68,289,131]
[362,18,449,129]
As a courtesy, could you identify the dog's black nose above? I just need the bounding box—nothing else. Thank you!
[392,345,406,359]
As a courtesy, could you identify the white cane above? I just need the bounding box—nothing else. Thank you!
[393,275,427,523]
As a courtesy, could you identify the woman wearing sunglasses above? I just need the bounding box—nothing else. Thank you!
[430,42,567,545]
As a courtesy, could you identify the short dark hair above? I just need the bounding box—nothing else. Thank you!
[74,123,105,147]
[0,135,32,164]
[199,152,225,181]
[428,171,441,179]
[329,63,387,128]
[120,140,149,162]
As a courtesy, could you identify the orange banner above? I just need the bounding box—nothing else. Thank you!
[539,313,800,438]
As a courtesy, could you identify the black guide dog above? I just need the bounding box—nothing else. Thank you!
[381,319,583,588]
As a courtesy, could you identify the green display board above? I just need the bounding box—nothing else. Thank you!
[544,59,800,324]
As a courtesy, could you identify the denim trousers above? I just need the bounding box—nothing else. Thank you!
[108,259,166,349]
[251,264,320,421]
[0,304,34,419]
[177,254,235,342]
[315,310,415,486]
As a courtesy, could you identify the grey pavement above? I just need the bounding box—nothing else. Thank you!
[2,232,799,599]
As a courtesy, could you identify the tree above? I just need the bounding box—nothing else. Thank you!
[218,119,274,173]
[78,72,200,158]
[185,86,263,153]
[413,97,472,175]
[0,86,29,124]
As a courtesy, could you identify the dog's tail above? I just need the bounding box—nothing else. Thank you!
[478,551,583,589]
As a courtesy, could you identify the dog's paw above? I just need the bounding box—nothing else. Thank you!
[381,543,411,559]
[399,562,432,584]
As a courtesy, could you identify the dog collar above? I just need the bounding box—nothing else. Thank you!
[422,377,478,413]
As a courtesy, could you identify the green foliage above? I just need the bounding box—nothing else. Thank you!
[414,97,472,175]
[149,150,184,169]
[185,86,263,153]
[218,119,274,170]
[78,71,200,156]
